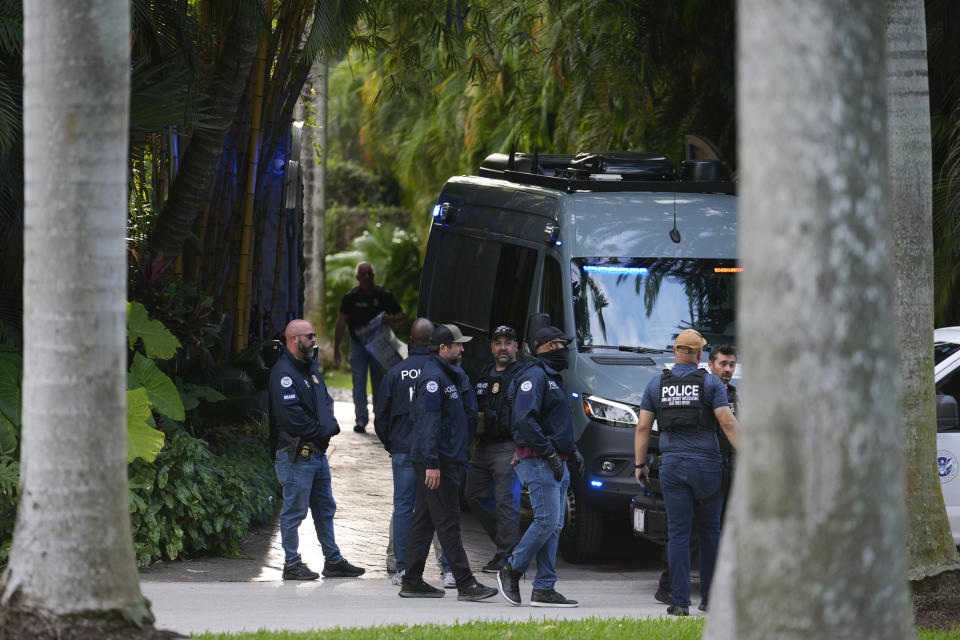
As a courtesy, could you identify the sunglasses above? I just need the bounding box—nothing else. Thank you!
[295,333,316,340]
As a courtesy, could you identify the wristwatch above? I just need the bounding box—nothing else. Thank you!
[634,462,648,469]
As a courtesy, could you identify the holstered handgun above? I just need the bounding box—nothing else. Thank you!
[278,432,303,464]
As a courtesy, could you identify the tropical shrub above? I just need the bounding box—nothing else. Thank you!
[325,222,424,344]
[128,422,277,566]
[0,344,19,566]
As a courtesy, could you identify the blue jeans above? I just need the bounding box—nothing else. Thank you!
[659,456,723,607]
[389,453,450,574]
[275,451,342,568]
[508,457,569,590]
[350,338,385,427]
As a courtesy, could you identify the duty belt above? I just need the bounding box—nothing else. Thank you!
[277,432,321,463]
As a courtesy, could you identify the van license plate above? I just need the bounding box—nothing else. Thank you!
[633,507,646,534]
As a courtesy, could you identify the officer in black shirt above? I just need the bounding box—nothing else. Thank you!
[269,319,364,580]
[466,325,526,574]
[333,262,405,433]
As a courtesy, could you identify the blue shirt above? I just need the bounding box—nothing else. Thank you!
[640,363,728,462]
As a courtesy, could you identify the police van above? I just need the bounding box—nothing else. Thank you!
[934,326,960,542]
[417,151,739,562]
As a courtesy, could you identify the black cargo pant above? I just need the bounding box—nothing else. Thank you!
[404,462,474,588]
[464,440,521,557]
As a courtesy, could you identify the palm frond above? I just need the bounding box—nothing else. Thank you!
[0,0,21,57]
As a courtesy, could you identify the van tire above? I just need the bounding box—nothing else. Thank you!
[559,472,604,564]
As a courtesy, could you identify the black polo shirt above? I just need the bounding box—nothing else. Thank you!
[339,285,401,341]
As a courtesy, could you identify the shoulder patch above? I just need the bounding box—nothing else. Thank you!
[519,380,533,392]
[426,380,439,393]
[280,376,293,388]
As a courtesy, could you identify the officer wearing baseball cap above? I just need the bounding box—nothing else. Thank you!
[466,325,526,573]
[399,323,498,602]
[633,328,739,616]
[497,326,583,608]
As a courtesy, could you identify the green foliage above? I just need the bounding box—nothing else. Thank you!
[325,222,423,343]
[0,345,20,428]
[128,300,182,359]
[327,205,411,254]
[130,352,186,421]
[326,158,400,208]
[195,617,707,639]
[178,380,227,412]
[126,387,165,464]
[128,423,278,566]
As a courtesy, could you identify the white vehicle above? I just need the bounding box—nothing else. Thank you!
[934,326,960,543]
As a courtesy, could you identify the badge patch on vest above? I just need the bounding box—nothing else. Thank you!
[425,379,441,411]
[312,374,320,384]
[491,382,500,394]
[280,376,293,388]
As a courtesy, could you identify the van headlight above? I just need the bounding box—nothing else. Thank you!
[583,395,639,427]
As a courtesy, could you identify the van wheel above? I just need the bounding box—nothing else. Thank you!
[559,472,604,564]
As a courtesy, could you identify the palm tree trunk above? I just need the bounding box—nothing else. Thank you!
[0,0,153,629]
[301,61,328,336]
[149,10,258,259]
[888,0,960,583]
[705,2,914,638]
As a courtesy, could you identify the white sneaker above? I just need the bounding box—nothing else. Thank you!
[442,572,456,589]
[391,570,405,586]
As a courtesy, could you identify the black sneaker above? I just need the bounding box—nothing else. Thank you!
[321,558,365,578]
[667,604,690,617]
[282,562,319,580]
[698,601,707,612]
[530,588,578,608]
[458,580,498,602]
[497,562,522,606]
[482,555,507,573]
[654,587,673,605]
[353,424,366,433]
[399,579,444,598]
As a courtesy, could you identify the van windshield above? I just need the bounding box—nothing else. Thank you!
[571,258,738,352]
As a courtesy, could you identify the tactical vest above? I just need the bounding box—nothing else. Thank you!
[477,362,531,444]
[658,368,712,432]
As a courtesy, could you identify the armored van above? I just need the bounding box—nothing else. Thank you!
[418,151,739,562]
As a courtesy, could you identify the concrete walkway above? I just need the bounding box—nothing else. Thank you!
[139,399,688,635]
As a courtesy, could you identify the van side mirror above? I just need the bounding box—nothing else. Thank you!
[526,313,552,353]
[937,394,959,432]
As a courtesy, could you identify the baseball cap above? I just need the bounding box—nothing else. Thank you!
[491,325,517,340]
[533,326,573,349]
[674,329,706,354]
[431,323,473,345]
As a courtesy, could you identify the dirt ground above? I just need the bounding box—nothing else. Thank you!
[913,569,960,630]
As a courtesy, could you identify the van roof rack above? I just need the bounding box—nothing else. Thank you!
[478,151,736,195]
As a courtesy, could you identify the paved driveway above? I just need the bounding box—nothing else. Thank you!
[139,400,688,634]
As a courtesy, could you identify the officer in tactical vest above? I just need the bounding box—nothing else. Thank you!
[268,319,365,581]
[633,329,738,616]
[465,325,526,573]
[374,318,453,586]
